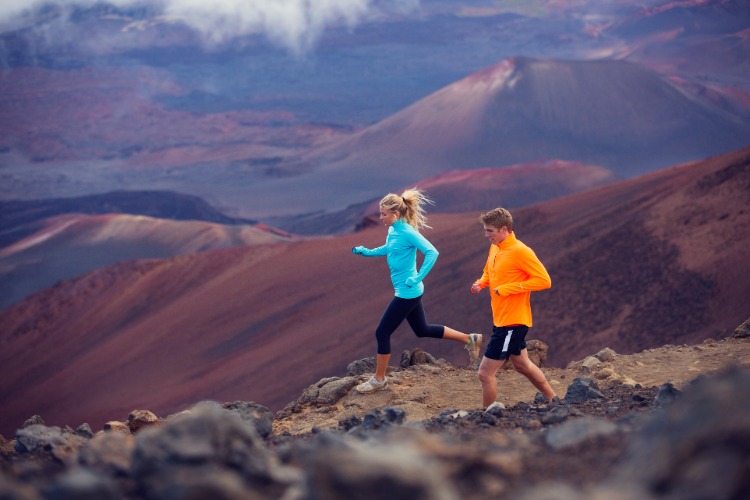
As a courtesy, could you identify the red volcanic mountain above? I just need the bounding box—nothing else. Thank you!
[0,146,748,435]
[0,213,294,310]
[263,56,750,218]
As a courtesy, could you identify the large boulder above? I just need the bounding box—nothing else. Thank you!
[298,377,360,407]
[544,416,619,451]
[300,435,458,500]
[402,348,441,368]
[221,401,274,439]
[347,358,377,376]
[15,425,88,462]
[127,410,160,434]
[563,378,605,403]
[75,430,135,477]
[502,339,549,369]
[44,468,120,500]
[131,404,297,499]
[614,366,750,500]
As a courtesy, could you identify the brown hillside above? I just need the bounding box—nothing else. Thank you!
[0,213,295,309]
[0,146,748,436]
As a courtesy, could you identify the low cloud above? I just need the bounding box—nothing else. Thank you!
[0,0,420,54]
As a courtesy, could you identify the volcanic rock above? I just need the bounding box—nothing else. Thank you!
[15,425,88,462]
[563,378,605,403]
[734,317,750,338]
[126,410,160,434]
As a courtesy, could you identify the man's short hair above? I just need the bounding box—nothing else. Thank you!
[480,208,513,231]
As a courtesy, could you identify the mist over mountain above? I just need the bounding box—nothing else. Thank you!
[1,146,747,436]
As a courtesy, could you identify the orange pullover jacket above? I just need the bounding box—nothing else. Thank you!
[473,232,551,328]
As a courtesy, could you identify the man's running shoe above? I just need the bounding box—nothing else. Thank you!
[356,376,388,393]
[465,333,483,368]
[485,401,505,414]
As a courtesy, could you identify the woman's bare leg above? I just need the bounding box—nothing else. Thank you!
[442,326,470,344]
[375,353,390,381]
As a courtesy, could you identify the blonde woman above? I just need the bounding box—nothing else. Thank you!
[352,188,482,393]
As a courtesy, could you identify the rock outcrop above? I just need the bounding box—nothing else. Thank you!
[1,336,749,499]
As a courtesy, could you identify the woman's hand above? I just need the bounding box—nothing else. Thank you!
[352,246,365,255]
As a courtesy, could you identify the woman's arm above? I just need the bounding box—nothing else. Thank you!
[352,245,387,257]
[403,230,439,287]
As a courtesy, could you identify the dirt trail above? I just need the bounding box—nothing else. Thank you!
[273,336,750,435]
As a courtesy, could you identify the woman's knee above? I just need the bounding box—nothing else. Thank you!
[375,331,391,353]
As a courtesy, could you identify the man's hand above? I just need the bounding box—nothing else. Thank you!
[470,283,482,294]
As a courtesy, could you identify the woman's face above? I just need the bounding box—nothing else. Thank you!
[380,207,399,227]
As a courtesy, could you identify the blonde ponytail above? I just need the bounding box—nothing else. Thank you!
[380,187,433,230]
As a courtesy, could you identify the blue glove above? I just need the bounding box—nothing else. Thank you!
[352,246,365,255]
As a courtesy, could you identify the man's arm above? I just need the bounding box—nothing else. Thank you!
[493,247,551,296]
[471,251,492,293]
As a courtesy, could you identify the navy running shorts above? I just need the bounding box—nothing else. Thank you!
[485,325,529,360]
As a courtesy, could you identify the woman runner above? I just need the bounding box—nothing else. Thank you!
[352,188,482,393]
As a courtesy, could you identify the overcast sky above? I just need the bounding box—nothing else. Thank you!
[0,0,421,54]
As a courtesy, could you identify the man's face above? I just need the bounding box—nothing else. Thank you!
[484,224,509,245]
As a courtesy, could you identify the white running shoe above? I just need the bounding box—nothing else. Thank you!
[356,376,388,394]
[465,333,483,367]
[485,401,505,413]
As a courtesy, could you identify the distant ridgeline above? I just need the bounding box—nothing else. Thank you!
[0,190,255,248]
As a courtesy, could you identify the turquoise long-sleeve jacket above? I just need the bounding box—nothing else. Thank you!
[352,219,439,299]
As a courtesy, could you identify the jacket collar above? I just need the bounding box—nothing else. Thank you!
[495,231,517,249]
[392,219,408,230]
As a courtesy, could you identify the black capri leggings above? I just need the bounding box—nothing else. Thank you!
[375,296,445,355]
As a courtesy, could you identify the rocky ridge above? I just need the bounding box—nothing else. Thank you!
[1,321,748,499]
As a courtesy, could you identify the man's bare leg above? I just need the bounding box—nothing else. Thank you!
[478,356,505,408]
[510,349,557,402]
